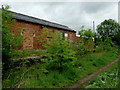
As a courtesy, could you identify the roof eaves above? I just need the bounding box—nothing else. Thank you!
[12,11,76,32]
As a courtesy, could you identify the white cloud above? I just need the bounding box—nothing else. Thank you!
[0,2,118,33]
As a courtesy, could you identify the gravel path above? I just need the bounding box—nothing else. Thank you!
[67,57,120,88]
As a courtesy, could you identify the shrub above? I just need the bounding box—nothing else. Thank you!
[71,39,94,56]
[97,35,115,51]
[85,63,118,88]
[74,26,94,55]
[38,29,77,72]
[2,5,22,73]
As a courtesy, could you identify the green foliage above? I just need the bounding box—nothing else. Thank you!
[36,28,49,47]
[10,30,22,49]
[84,29,94,40]
[94,32,102,45]
[78,26,94,40]
[96,19,120,44]
[38,29,77,72]
[71,40,85,55]
[2,10,119,88]
[1,5,13,70]
[2,49,118,88]
[114,30,120,45]
[2,5,22,74]
[78,25,85,38]
[73,26,95,55]
[10,49,45,60]
[96,35,115,52]
[72,39,94,56]
[85,63,118,88]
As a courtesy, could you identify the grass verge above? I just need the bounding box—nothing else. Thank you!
[2,48,118,88]
[84,62,118,88]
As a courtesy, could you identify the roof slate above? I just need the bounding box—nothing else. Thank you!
[12,11,76,32]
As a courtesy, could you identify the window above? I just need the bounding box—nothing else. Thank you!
[65,33,68,37]
[70,34,72,38]
[41,26,44,28]
[60,32,64,39]
[21,32,23,36]
[69,39,73,43]
[33,33,35,37]
[47,36,52,38]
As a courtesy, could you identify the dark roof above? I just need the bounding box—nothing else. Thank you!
[12,11,76,32]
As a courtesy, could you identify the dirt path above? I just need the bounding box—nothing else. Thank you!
[67,57,120,88]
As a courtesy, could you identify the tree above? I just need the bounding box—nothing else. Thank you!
[37,29,77,72]
[78,26,94,40]
[1,5,22,72]
[96,19,120,43]
[114,30,120,45]
[78,25,85,38]
[77,26,94,54]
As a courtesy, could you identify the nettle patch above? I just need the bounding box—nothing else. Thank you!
[85,63,118,88]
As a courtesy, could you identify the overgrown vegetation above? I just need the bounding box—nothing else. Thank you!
[2,5,22,74]
[78,26,94,40]
[2,50,118,88]
[10,49,45,60]
[96,19,120,45]
[2,5,119,88]
[84,63,118,88]
[73,26,94,55]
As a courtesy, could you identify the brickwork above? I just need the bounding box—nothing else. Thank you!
[11,20,78,49]
[22,28,34,49]
[74,37,84,42]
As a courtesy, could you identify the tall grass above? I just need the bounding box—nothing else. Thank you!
[84,63,118,88]
[2,49,118,88]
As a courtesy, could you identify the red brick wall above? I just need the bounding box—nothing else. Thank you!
[11,20,76,49]
[74,36,84,42]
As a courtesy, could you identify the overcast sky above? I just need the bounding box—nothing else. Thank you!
[0,2,118,33]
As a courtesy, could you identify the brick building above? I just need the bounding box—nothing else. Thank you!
[11,11,81,49]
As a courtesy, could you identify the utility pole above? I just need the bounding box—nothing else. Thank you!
[93,21,95,34]
[118,2,120,88]
[119,1,120,25]
[93,21,95,41]
[93,21,96,48]
[118,1,120,68]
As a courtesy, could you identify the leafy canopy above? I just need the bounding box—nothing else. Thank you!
[78,26,94,40]
[2,5,22,71]
[37,28,77,72]
[96,19,120,42]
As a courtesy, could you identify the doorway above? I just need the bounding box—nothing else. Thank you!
[22,28,34,49]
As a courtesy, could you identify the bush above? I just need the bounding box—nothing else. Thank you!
[74,26,94,55]
[38,29,77,72]
[97,35,115,51]
[2,5,22,73]
[71,39,94,56]
[85,63,118,88]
